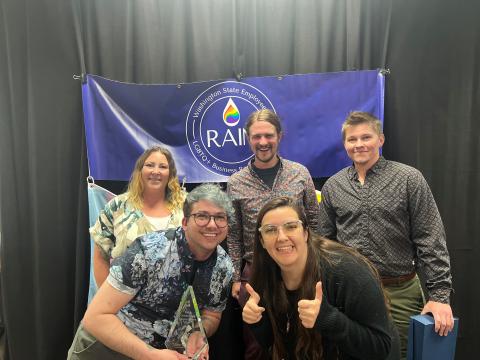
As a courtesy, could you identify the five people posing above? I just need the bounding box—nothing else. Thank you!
[74,109,453,359]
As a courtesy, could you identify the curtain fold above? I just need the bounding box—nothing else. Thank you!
[0,0,478,359]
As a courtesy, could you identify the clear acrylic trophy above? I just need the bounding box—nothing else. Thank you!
[165,285,208,359]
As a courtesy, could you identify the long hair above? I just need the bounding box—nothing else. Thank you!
[126,146,184,211]
[250,197,384,359]
[245,109,282,136]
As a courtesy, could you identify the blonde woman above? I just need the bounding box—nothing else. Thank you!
[90,146,185,286]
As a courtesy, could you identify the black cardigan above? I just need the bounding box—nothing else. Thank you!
[248,254,396,359]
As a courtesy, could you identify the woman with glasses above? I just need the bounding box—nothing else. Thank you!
[242,197,399,360]
[90,146,185,286]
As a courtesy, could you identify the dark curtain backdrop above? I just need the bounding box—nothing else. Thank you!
[0,0,478,359]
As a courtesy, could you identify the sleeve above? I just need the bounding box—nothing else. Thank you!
[247,306,274,351]
[407,171,452,303]
[301,167,320,233]
[170,207,184,228]
[89,197,119,259]
[315,260,392,360]
[317,181,338,240]
[107,238,147,296]
[226,181,244,282]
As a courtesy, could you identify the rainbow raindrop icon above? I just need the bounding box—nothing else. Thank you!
[223,98,240,127]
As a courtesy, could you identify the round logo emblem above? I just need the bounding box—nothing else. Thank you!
[186,81,275,176]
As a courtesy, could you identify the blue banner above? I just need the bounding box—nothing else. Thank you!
[82,70,384,182]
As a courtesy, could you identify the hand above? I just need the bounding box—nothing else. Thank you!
[231,282,241,300]
[298,281,323,328]
[148,348,189,360]
[421,300,454,336]
[186,331,209,360]
[242,283,265,324]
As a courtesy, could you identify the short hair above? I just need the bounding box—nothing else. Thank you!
[183,183,234,220]
[341,111,383,141]
[245,109,282,136]
[127,146,184,210]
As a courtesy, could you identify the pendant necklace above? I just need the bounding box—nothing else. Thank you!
[286,312,290,333]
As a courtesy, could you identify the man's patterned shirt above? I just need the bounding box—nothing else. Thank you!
[107,227,233,348]
[318,157,452,303]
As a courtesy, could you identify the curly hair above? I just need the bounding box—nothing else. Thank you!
[183,183,234,220]
[126,146,185,211]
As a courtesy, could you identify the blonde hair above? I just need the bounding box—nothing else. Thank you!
[341,111,383,141]
[126,146,185,211]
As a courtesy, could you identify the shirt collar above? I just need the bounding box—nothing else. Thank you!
[176,228,194,261]
[248,155,283,171]
[347,156,386,180]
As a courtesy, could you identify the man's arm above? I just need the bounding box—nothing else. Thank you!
[317,181,338,240]
[407,171,454,335]
[302,168,320,233]
[93,245,110,287]
[201,309,222,337]
[83,282,185,359]
[226,181,244,299]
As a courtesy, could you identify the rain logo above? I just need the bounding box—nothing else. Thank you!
[186,80,275,177]
[223,98,240,127]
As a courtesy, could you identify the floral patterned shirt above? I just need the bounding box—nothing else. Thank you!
[108,227,233,348]
[90,192,183,259]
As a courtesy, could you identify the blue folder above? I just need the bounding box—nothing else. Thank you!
[407,314,459,360]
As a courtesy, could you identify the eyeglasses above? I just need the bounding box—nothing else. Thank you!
[258,220,303,241]
[190,213,228,228]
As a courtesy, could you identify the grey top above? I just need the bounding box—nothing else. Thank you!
[318,157,452,303]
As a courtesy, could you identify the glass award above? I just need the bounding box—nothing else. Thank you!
[165,285,208,359]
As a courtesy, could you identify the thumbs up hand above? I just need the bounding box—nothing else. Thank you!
[242,283,265,324]
[298,281,323,328]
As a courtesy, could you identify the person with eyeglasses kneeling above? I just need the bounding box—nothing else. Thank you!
[68,183,234,360]
[242,197,400,360]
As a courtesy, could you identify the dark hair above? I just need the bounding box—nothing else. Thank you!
[245,109,282,136]
[250,197,384,359]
